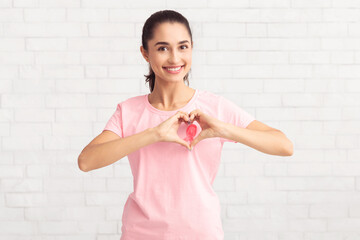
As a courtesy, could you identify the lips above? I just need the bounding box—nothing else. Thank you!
[163,65,184,69]
[162,65,185,74]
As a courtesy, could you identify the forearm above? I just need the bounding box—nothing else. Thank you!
[79,127,160,172]
[220,122,293,156]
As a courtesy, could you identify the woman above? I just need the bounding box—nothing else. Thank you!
[78,10,293,240]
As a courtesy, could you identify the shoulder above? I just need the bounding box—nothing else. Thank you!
[116,93,146,108]
[196,89,224,105]
[197,90,244,115]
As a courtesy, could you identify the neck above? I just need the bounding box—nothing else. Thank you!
[148,84,195,110]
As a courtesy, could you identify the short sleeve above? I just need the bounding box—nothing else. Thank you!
[102,103,123,138]
[219,96,256,143]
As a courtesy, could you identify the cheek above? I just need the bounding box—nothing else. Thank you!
[150,59,164,70]
[148,52,164,64]
[184,55,192,65]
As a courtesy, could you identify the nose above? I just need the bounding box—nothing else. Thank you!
[168,49,180,63]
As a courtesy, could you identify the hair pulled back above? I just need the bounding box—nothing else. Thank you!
[142,10,193,92]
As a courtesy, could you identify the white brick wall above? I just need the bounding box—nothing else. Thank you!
[0,0,359,239]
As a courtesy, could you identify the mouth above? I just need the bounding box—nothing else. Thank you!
[163,65,185,74]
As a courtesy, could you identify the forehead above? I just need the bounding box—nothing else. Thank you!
[151,22,190,44]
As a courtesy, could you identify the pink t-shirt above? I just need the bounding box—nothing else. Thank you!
[103,89,255,240]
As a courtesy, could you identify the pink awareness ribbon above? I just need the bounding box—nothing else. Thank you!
[184,123,197,142]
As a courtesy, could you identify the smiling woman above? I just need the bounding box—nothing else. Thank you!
[77,9,293,240]
[139,11,193,93]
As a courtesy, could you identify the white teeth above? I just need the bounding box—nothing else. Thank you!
[166,66,181,71]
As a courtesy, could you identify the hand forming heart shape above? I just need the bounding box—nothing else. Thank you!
[154,109,225,151]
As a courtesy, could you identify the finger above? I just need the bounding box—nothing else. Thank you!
[172,111,184,123]
[175,111,187,117]
[175,138,191,150]
[189,109,200,122]
[189,135,203,150]
[189,113,199,123]
[177,111,190,122]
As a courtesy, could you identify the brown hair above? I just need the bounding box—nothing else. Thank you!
[141,10,193,92]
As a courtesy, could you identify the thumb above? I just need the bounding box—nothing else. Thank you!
[189,136,203,150]
[175,138,191,150]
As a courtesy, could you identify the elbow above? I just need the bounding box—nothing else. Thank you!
[78,154,90,172]
[275,130,294,156]
[284,140,294,156]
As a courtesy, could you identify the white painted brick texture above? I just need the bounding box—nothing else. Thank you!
[0,0,359,239]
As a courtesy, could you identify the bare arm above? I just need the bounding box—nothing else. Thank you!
[78,127,160,172]
[220,121,294,156]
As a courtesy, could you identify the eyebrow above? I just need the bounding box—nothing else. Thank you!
[154,40,190,47]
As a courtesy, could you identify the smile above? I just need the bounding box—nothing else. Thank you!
[163,65,184,74]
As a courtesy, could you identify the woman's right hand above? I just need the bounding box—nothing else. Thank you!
[154,111,191,150]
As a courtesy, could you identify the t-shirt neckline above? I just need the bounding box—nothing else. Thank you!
[144,89,199,115]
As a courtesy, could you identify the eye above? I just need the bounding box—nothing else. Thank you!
[157,45,189,51]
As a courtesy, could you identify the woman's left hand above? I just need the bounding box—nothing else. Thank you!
[188,109,225,150]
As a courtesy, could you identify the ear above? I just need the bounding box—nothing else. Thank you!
[140,46,149,62]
